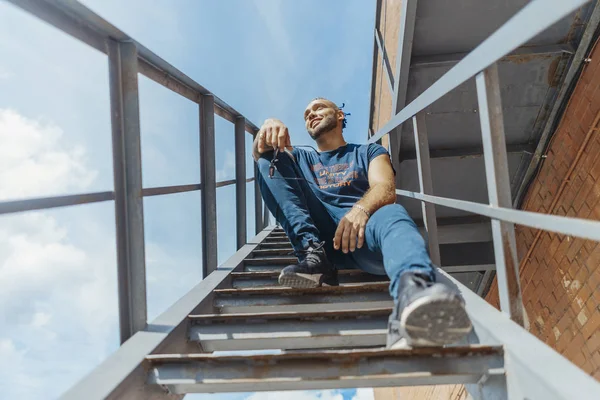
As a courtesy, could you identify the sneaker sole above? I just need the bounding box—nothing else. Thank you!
[278,271,322,288]
[401,294,472,346]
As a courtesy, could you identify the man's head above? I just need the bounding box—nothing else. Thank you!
[303,98,346,140]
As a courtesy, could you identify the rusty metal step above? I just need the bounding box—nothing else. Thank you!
[213,282,391,313]
[146,345,505,393]
[230,269,389,288]
[188,308,391,351]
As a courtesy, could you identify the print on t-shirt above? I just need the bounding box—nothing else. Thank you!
[311,161,359,190]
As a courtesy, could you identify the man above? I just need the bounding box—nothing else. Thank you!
[253,97,471,348]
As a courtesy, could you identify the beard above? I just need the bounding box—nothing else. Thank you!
[308,114,337,140]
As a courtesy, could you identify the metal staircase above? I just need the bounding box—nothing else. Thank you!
[145,227,505,395]
[3,0,600,399]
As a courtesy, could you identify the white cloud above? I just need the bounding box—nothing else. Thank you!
[217,150,236,181]
[0,65,11,80]
[251,0,296,66]
[0,109,96,200]
[0,109,119,399]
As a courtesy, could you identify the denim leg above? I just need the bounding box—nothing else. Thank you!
[256,151,335,254]
[347,204,435,302]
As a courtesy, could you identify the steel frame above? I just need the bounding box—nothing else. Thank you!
[373,0,593,325]
[3,0,262,343]
[108,39,148,342]
[6,0,600,398]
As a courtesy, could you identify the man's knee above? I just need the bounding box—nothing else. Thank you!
[370,203,414,225]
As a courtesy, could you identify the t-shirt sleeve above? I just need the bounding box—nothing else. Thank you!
[366,143,396,174]
[367,143,389,163]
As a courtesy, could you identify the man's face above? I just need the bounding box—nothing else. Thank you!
[304,99,340,140]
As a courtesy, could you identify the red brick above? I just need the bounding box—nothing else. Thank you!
[582,312,600,340]
[591,351,600,369]
[573,176,595,211]
[588,332,600,353]
[585,246,600,272]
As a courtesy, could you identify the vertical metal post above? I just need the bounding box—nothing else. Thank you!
[390,0,418,158]
[263,202,270,228]
[108,40,147,344]
[234,117,247,249]
[412,112,441,266]
[200,95,218,277]
[476,63,525,326]
[254,133,263,234]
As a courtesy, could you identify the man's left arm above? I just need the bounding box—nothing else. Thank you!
[333,154,396,253]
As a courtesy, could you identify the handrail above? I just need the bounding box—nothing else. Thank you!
[369,0,589,143]
[3,0,265,343]
[7,0,259,134]
[0,191,115,215]
[396,189,600,243]
[0,178,257,214]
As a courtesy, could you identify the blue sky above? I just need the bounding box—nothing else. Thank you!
[0,1,375,399]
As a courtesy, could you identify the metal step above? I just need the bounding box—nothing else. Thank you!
[230,270,389,288]
[213,283,391,313]
[248,248,293,258]
[244,256,297,266]
[146,345,505,393]
[188,308,391,351]
[258,242,293,249]
[262,238,291,244]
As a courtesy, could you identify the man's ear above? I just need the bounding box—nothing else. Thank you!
[337,109,345,122]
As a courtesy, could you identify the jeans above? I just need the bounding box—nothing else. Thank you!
[256,151,435,302]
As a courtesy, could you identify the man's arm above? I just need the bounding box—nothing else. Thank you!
[357,154,396,213]
[333,154,396,253]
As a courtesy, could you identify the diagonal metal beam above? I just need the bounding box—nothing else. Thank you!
[146,346,505,394]
[410,44,575,68]
[374,28,395,91]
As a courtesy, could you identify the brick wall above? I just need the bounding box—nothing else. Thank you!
[485,39,600,381]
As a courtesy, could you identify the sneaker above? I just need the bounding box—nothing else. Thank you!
[387,272,472,348]
[278,240,338,288]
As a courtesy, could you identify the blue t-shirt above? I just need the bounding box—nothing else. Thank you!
[291,143,391,210]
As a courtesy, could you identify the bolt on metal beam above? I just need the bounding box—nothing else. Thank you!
[107,39,147,343]
[475,63,525,326]
[200,95,218,277]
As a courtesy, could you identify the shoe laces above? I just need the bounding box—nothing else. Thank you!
[296,240,326,265]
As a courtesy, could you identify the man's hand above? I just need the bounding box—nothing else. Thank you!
[256,118,292,154]
[334,207,370,253]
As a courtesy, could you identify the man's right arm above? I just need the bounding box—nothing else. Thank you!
[253,118,292,161]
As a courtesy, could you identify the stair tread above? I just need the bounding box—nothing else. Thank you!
[231,270,388,278]
[147,344,503,362]
[189,307,392,322]
[214,282,388,295]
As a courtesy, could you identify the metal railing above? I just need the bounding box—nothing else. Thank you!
[369,0,598,326]
[2,0,266,343]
